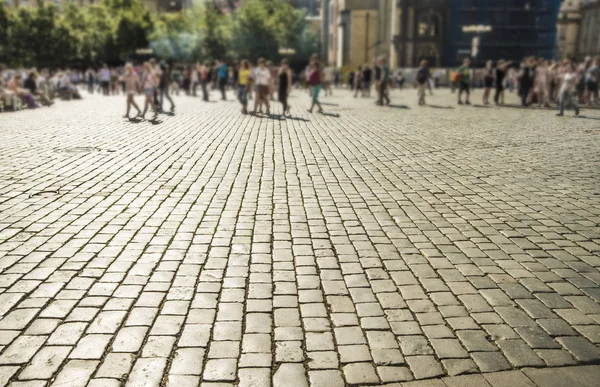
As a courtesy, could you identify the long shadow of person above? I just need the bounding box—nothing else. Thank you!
[319,112,341,118]
[387,104,410,109]
[427,104,454,109]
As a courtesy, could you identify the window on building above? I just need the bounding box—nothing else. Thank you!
[418,13,441,37]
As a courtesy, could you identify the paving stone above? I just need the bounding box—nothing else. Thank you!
[405,356,445,379]
[96,353,135,379]
[50,359,98,387]
[127,358,167,387]
[342,362,379,384]
[484,370,536,387]
[273,364,308,387]
[524,365,600,387]
[471,352,511,373]
[556,336,600,363]
[238,368,270,387]
[170,348,205,375]
[308,370,345,387]
[0,336,46,364]
[203,359,237,381]
[3,91,600,385]
[444,374,491,387]
[497,339,545,367]
[19,346,71,379]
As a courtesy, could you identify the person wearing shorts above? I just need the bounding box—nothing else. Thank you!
[123,63,142,119]
[141,62,158,120]
[252,58,271,115]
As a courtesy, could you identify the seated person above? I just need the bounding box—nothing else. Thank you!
[24,71,53,106]
[7,75,37,108]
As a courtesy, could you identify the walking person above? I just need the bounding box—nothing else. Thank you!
[375,56,391,106]
[191,65,199,97]
[159,62,175,113]
[237,60,250,114]
[278,59,293,116]
[85,67,95,94]
[307,61,323,114]
[457,58,471,105]
[252,58,271,115]
[200,63,210,101]
[494,60,511,105]
[150,59,162,112]
[141,62,158,121]
[362,64,372,97]
[353,66,363,98]
[100,64,110,95]
[217,60,228,100]
[534,58,550,107]
[584,56,599,105]
[482,60,494,105]
[123,63,142,120]
[557,62,580,116]
[415,60,430,106]
[518,58,534,107]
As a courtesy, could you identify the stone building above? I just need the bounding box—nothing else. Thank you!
[576,0,600,58]
[391,0,448,67]
[557,0,585,59]
[321,0,379,69]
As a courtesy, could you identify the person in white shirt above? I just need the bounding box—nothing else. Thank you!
[252,58,271,116]
[322,64,334,96]
[557,62,580,116]
[99,64,110,95]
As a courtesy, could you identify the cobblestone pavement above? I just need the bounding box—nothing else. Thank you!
[0,88,599,387]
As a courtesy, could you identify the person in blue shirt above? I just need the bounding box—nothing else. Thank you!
[217,61,228,100]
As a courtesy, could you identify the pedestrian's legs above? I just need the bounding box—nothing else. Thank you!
[383,83,390,105]
[164,85,174,111]
[559,91,567,115]
[521,89,528,107]
[159,88,165,112]
[418,84,426,105]
[219,79,226,100]
[154,90,161,112]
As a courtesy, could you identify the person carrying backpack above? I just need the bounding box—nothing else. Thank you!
[415,60,431,106]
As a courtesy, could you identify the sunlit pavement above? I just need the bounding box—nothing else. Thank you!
[0,88,599,386]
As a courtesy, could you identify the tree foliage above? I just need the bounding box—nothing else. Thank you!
[0,0,318,68]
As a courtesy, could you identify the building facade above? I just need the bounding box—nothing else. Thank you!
[444,0,561,67]
[323,0,562,69]
[392,0,448,67]
[577,0,600,58]
[557,0,584,59]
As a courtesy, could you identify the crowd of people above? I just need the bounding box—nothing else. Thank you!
[0,68,83,111]
[2,54,597,119]
[412,55,599,116]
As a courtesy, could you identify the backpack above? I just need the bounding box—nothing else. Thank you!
[416,70,427,84]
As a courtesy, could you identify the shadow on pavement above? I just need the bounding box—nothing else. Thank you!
[428,104,454,109]
[285,116,310,122]
[319,112,341,118]
[320,102,339,106]
[387,104,410,109]
[575,115,600,120]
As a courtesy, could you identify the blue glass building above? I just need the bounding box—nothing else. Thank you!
[443,0,561,67]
